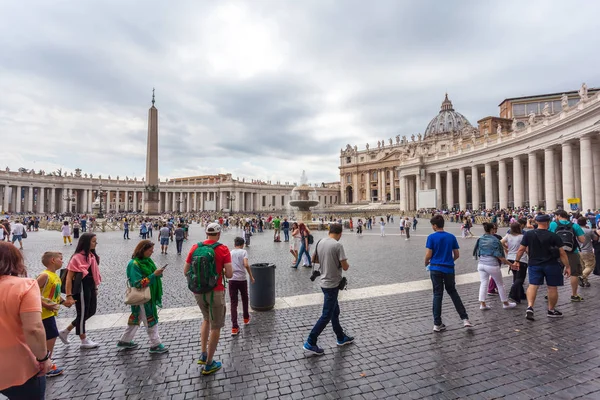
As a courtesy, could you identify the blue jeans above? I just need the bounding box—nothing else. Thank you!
[1,373,46,400]
[307,287,345,345]
[283,228,290,241]
[294,242,311,268]
[123,229,129,239]
[430,270,468,326]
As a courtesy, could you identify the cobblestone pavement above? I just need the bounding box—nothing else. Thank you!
[20,217,482,318]
[38,277,600,400]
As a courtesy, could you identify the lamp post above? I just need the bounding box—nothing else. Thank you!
[62,190,76,214]
[97,185,106,218]
[227,194,236,213]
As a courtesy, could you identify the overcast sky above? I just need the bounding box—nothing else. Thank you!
[2,1,599,185]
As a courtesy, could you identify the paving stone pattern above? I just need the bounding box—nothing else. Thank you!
[41,278,600,400]
[20,218,481,318]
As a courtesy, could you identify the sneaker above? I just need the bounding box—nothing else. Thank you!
[547,309,563,318]
[58,330,71,345]
[503,302,517,309]
[197,354,207,365]
[46,365,64,378]
[202,360,222,375]
[231,328,239,336]
[463,319,473,328]
[303,341,325,355]
[578,276,585,288]
[571,295,584,302]
[80,338,99,349]
[433,324,446,332]
[487,292,498,296]
[526,307,535,320]
[116,341,139,350]
[149,344,169,354]
[585,279,591,288]
[480,305,492,310]
[243,317,251,325]
[336,335,355,346]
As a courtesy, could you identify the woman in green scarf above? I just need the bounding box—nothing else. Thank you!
[117,240,168,353]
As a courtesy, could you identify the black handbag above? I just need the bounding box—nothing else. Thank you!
[59,269,83,294]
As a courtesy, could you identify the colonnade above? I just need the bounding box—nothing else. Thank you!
[416,135,600,211]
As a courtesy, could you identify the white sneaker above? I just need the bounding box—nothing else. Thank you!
[503,302,517,309]
[80,338,99,349]
[463,319,473,327]
[58,330,70,345]
[480,305,492,310]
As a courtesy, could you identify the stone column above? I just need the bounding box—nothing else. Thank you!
[485,163,493,210]
[15,186,22,213]
[446,170,454,210]
[390,170,395,202]
[580,136,595,211]
[50,188,56,213]
[399,175,407,211]
[381,169,387,201]
[115,189,120,212]
[544,148,557,211]
[186,191,191,211]
[435,172,442,208]
[562,142,574,207]
[594,142,600,209]
[498,160,508,209]
[171,192,176,211]
[458,167,467,211]
[3,185,9,212]
[471,166,480,210]
[27,186,33,212]
[38,187,45,214]
[528,152,539,210]
[573,147,582,200]
[513,156,523,208]
[554,150,562,205]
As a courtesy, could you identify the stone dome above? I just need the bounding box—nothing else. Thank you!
[423,94,473,137]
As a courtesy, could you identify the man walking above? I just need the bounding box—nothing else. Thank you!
[424,215,471,332]
[513,213,571,320]
[123,218,130,240]
[272,216,281,242]
[159,223,172,255]
[11,219,25,250]
[576,216,598,288]
[549,210,586,302]
[303,224,353,355]
[282,218,290,242]
[184,223,232,374]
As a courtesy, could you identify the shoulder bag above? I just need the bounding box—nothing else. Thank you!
[124,280,151,305]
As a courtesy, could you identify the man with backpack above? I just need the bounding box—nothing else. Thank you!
[549,210,586,302]
[184,223,232,375]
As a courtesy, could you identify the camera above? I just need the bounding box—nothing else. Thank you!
[309,270,321,281]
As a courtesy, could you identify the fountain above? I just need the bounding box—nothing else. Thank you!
[289,171,321,229]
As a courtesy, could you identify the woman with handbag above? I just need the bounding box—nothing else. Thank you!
[59,233,102,349]
[117,240,168,353]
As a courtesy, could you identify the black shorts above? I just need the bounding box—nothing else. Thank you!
[43,316,59,341]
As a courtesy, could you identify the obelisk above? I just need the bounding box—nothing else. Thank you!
[144,88,160,215]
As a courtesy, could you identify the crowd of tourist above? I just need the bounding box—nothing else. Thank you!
[1,206,600,399]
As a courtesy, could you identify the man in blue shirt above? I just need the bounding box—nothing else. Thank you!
[549,210,586,302]
[424,215,471,332]
[281,218,290,242]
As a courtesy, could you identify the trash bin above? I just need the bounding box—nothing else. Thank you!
[250,263,276,311]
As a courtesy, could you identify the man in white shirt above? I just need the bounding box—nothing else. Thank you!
[11,220,25,249]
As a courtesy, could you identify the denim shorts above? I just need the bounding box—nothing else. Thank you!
[160,237,169,246]
[528,264,564,287]
[43,316,59,340]
[12,234,22,242]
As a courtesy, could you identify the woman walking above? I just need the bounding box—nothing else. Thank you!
[476,223,516,310]
[59,233,102,349]
[73,220,81,239]
[243,222,252,247]
[61,221,72,246]
[380,217,386,237]
[290,222,300,262]
[117,240,168,353]
[0,242,52,400]
[502,222,528,303]
[292,223,312,269]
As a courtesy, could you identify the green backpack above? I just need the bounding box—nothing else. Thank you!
[187,242,223,294]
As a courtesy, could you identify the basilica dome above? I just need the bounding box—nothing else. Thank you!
[423,94,473,137]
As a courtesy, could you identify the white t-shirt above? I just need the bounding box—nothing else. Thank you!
[230,248,248,281]
[12,223,24,235]
[400,219,405,228]
[504,233,528,263]
[61,225,71,236]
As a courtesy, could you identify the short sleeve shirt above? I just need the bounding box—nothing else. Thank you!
[426,231,459,274]
[549,220,585,253]
[230,248,249,281]
[316,238,347,289]
[186,240,231,291]
[159,227,171,238]
[0,277,42,391]
[520,229,563,267]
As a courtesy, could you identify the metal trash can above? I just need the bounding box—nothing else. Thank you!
[250,263,276,311]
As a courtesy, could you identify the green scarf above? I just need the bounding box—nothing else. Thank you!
[134,257,163,308]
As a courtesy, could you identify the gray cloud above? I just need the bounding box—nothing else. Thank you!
[1,0,600,184]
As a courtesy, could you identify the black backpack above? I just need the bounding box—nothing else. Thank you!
[307,234,314,245]
[555,222,578,253]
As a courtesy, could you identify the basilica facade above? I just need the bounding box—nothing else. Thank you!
[339,84,600,212]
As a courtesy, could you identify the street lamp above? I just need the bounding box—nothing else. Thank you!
[97,185,106,218]
[62,191,76,214]
[227,194,236,213]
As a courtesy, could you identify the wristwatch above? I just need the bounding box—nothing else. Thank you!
[36,351,51,362]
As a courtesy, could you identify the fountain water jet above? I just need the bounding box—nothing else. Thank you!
[289,171,320,228]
